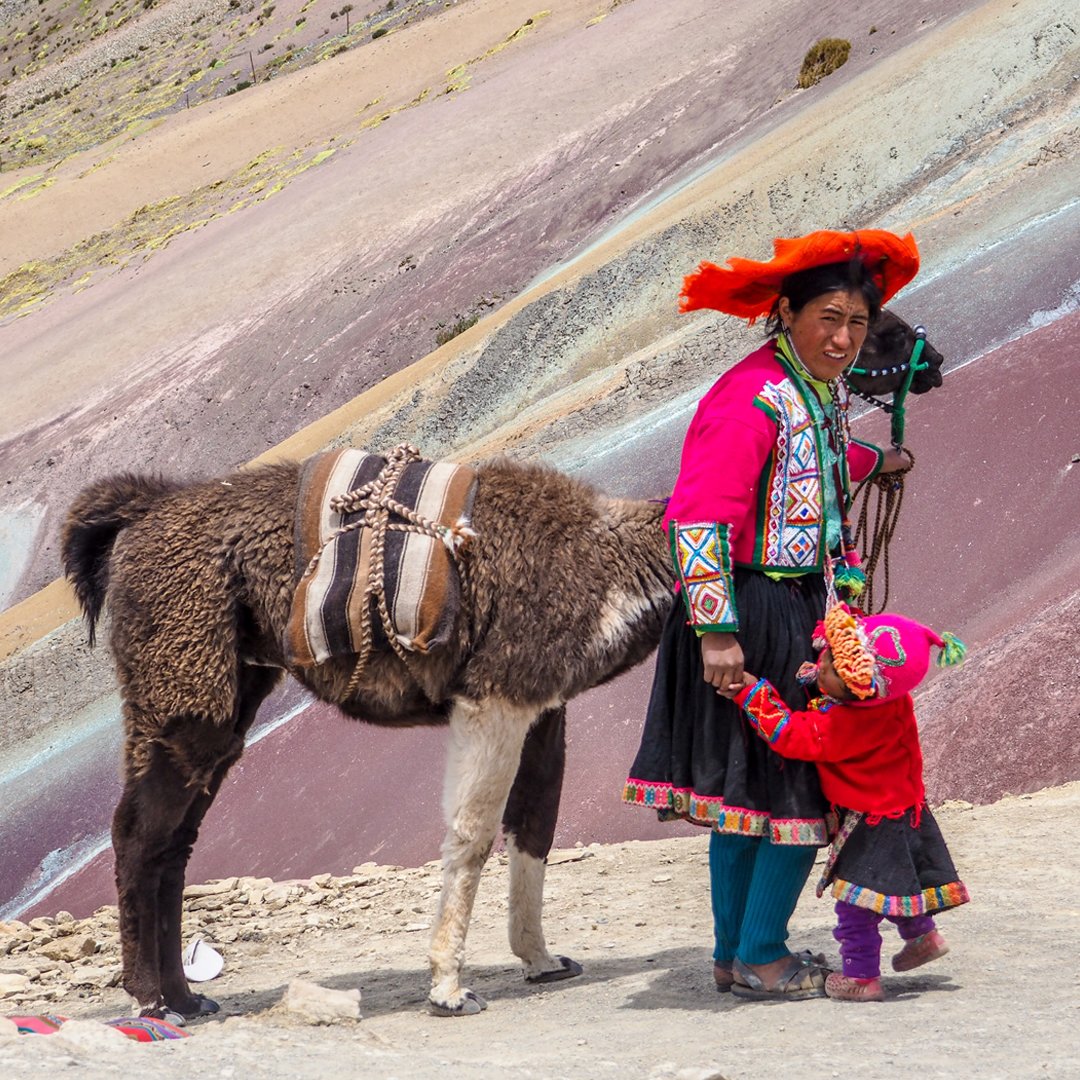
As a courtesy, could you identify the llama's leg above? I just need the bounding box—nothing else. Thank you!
[502,705,581,984]
[113,735,215,1016]
[154,665,278,1016]
[154,773,232,1017]
[429,697,537,1016]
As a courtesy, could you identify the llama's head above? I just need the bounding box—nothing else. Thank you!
[845,308,944,398]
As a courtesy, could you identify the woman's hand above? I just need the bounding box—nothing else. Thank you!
[717,670,757,699]
[878,447,913,473]
[700,632,745,694]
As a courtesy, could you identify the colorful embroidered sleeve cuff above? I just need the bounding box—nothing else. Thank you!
[738,678,791,744]
[669,520,738,631]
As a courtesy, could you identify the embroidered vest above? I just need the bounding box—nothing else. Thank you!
[752,365,852,572]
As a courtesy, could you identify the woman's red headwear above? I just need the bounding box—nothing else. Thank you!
[679,229,920,324]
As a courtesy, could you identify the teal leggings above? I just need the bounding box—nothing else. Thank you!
[709,829,817,966]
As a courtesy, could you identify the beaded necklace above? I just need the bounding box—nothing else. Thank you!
[774,332,867,601]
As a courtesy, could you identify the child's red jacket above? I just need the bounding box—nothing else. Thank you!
[733,678,925,817]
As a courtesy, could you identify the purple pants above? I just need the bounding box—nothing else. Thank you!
[834,901,936,979]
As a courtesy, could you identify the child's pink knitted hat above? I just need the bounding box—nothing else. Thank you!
[815,603,966,702]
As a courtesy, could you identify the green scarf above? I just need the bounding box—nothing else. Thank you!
[775,332,834,405]
[773,333,843,555]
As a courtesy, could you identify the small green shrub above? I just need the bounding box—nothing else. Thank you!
[798,37,850,88]
[435,315,478,347]
[371,26,387,38]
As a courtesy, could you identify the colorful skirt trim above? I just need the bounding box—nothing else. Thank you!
[820,804,969,915]
[829,877,971,917]
[623,576,831,848]
[622,778,829,845]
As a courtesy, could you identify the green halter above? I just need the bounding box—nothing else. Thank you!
[846,327,928,448]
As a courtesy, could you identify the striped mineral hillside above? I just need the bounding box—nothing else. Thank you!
[0,0,1078,919]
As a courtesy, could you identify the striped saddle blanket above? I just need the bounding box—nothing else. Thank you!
[285,448,477,668]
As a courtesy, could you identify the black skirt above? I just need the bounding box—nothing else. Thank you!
[820,806,970,915]
[624,569,830,845]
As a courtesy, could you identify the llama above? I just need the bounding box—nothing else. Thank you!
[60,312,942,1021]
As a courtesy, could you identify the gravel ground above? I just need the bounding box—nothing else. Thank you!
[2,784,1079,1079]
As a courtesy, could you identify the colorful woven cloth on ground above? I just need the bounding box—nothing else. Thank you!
[285,448,477,667]
[106,1016,189,1041]
[11,1014,68,1034]
[8,1014,189,1041]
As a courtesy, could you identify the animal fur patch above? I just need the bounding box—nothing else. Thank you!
[285,448,477,668]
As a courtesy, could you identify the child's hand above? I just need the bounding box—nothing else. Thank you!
[717,672,757,698]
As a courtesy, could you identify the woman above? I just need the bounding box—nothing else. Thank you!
[623,229,919,1001]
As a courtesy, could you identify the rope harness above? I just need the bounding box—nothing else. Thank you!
[298,443,472,697]
[851,450,912,614]
[844,328,928,613]
[846,326,927,449]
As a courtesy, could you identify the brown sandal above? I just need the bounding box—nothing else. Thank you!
[731,955,829,1001]
[713,962,734,992]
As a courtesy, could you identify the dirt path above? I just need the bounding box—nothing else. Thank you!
[2,783,1077,1079]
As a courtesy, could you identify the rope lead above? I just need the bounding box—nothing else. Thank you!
[851,450,913,614]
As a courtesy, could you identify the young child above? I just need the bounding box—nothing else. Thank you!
[726,603,970,1001]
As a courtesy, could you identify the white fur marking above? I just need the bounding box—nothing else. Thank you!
[507,839,560,976]
[429,697,538,1010]
[592,586,660,652]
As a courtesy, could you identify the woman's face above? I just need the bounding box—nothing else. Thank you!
[779,289,871,382]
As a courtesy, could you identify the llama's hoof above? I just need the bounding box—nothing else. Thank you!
[428,989,488,1017]
[190,993,221,1017]
[525,955,583,984]
[144,993,219,1021]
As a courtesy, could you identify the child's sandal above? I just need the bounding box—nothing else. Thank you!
[825,973,885,1002]
[891,930,949,972]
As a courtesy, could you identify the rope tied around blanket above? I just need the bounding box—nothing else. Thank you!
[298,443,474,697]
[851,449,913,615]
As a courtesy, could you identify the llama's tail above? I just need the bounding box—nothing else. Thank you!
[61,474,182,645]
